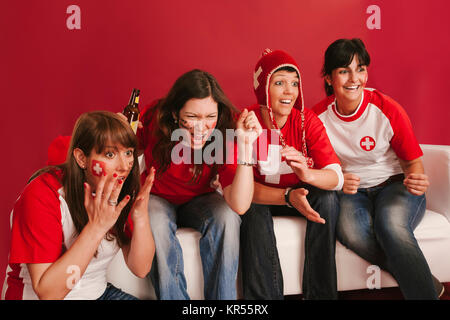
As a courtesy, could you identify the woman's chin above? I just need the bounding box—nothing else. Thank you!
[191,139,207,149]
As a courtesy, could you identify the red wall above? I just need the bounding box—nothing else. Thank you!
[1,1,449,295]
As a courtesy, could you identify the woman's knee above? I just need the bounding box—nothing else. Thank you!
[211,200,241,229]
[377,185,426,230]
[336,201,371,250]
[373,215,415,247]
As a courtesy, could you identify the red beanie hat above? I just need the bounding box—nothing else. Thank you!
[253,49,305,112]
[252,49,313,168]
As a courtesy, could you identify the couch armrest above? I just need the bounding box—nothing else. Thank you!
[420,144,450,222]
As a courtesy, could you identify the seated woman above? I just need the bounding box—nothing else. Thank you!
[313,38,443,299]
[240,49,343,300]
[137,69,262,300]
[4,111,155,300]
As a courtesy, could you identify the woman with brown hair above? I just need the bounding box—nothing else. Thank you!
[137,69,262,299]
[4,111,155,300]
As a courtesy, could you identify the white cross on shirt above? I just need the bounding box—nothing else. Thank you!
[258,144,293,184]
[361,136,375,151]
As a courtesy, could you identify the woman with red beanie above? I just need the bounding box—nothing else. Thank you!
[240,49,343,300]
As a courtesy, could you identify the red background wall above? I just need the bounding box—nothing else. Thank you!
[1,1,449,294]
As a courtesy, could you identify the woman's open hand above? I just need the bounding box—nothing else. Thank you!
[83,173,131,235]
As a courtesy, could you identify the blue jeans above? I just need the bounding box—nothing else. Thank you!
[97,283,138,300]
[337,180,438,299]
[240,186,340,300]
[147,192,241,300]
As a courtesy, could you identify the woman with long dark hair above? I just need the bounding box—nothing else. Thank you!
[4,111,155,300]
[137,69,261,299]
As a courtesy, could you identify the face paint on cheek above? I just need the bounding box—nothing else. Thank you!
[179,119,193,130]
[91,160,107,177]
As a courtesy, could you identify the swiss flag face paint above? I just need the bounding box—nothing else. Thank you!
[91,160,107,177]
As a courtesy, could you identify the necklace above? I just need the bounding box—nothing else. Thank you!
[260,105,314,168]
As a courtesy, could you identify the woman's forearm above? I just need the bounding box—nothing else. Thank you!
[304,168,340,190]
[252,182,286,205]
[399,157,425,175]
[223,143,255,215]
[223,164,254,215]
[122,214,154,278]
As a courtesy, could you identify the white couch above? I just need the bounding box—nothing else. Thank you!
[106,144,450,299]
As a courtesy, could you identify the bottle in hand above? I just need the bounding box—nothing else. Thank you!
[123,88,140,134]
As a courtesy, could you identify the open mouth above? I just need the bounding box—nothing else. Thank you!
[280,99,293,105]
[344,85,360,91]
[191,131,210,144]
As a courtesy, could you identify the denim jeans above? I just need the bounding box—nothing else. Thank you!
[147,192,241,300]
[337,180,438,299]
[97,283,138,300]
[240,186,340,300]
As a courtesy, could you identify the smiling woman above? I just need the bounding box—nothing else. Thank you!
[313,38,444,299]
[4,111,156,300]
[322,38,370,114]
[240,49,344,300]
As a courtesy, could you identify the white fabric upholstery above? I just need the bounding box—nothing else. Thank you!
[107,144,450,299]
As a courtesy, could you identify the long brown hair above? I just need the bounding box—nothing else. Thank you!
[30,111,140,247]
[152,69,238,182]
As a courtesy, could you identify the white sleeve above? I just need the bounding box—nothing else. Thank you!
[322,163,344,191]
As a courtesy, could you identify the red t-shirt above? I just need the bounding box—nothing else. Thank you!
[5,170,123,300]
[249,104,340,189]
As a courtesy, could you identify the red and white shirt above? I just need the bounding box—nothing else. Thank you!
[4,171,120,300]
[312,88,423,188]
[137,103,237,205]
[249,104,341,189]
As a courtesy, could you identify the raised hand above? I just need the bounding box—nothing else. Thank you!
[129,167,156,222]
[235,108,263,163]
[84,173,131,235]
[280,146,312,182]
